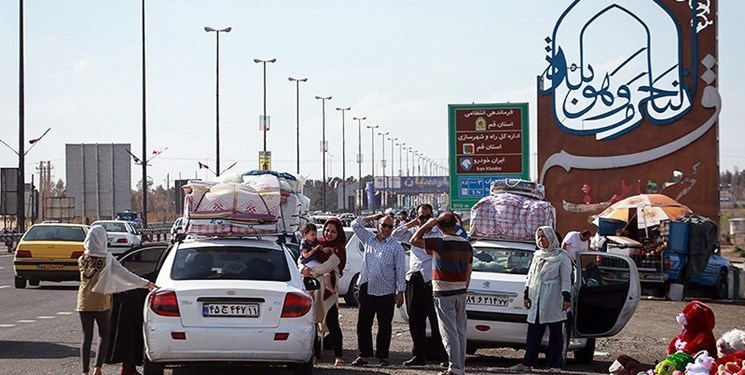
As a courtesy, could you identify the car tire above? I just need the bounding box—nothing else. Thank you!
[28,278,40,287]
[14,276,26,289]
[574,338,595,364]
[289,358,313,375]
[713,269,728,299]
[343,274,360,307]
[142,356,164,375]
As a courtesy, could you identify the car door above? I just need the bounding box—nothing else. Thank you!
[572,252,640,338]
[118,244,170,281]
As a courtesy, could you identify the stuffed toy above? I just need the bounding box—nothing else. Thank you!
[667,301,717,357]
[647,352,693,375]
[718,330,745,358]
[685,350,714,375]
[716,360,745,375]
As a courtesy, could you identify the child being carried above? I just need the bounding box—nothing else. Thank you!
[298,223,335,299]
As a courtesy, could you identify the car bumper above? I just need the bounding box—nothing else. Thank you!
[144,321,315,363]
[14,260,79,281]
[466,310,586,350]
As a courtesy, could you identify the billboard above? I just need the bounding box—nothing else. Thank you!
[537,1,719,234]
[1,167,18,216]
[66,144,132,220]
[448,103,530,210]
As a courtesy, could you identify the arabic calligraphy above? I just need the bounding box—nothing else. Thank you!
[540,1,692,140]
[675,0,713,33]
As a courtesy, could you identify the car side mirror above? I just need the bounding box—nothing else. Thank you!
[303,277,321,291]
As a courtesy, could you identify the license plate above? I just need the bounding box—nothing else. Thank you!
[202,303,259,318]
[466,294,512,307]
[38,264,64,271]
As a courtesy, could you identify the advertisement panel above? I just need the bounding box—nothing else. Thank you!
[1,168,18,216]
[537,1,719,234]
[448,103,530,210]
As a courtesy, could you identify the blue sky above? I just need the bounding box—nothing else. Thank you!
[1,0,743,189]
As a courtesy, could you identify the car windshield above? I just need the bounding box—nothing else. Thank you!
[170,246,291,282]
[95,222,127,233]
[23,225,86,242]
[472,246,534,275]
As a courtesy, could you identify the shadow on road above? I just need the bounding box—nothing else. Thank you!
[35,284,79,291]
[0,340,78,359]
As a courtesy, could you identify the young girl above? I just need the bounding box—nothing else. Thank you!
[298,223,334,299]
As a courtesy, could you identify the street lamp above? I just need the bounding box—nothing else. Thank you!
[396,142,404,177]
[390,137,397,206]
[366,124,379,211]
[254,58,277,160]
[353,116,366,214]
[1,127,50,230]
[378,132,389,207]
[204,25,231,177]
[335,107,351,212]
[288,77,308,175]
[315,95,332,211]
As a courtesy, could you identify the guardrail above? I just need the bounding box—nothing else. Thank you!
[2,226,174,253]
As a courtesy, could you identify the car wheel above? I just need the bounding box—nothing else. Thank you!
[574,338,595,364]
[289,358,313,375]
[14,276,26,289]
[343,273,360,306]
[28,278,40,287]
[142,356,164,375]
[713,269,728,299]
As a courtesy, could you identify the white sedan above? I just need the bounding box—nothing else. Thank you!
[142,237,319,375]
[91,220,142,254]
[465,239,640,364]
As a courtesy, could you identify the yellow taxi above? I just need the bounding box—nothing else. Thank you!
[13,223,88,288]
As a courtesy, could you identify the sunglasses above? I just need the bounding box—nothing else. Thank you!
[380,223,394,229]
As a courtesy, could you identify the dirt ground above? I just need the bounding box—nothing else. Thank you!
[307,298,745,375]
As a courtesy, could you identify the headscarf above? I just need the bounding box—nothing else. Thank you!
[527,226,564,288]
[319,218,347,272]
[83,225,108,257]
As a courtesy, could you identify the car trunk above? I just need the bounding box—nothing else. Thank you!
[467,272,526,313]
[174,280,289,329]
[18,241,83,259]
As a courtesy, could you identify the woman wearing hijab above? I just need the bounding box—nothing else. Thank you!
[76,225,156,375]
[509,226,572,375]
[300,218,347,367]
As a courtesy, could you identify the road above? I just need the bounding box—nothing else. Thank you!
[2,245,745,375]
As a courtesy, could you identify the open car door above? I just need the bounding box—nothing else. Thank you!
[573,252,640,338]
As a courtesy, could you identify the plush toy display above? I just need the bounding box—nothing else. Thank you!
[667,301,717,357]
[718,330,745,358]
[716,360,745,375]
[684,350,714,375]
[647,352,693,375]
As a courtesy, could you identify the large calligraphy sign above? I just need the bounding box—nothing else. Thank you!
[538,0,719,234]
[449,103,529,210]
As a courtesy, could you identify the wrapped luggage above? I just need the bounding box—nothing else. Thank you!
[469,180,555,241]
[182,171,309,236]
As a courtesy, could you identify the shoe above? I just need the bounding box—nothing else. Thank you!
[548,368,562,374]
[507,363,532,373]
[403,357,427,366]
[334,358,345,367]
[378,359,390,367]
[440,361,449,368]
[350,357,369,367]
[439,371,456,375]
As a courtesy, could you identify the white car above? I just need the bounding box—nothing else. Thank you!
[464,239,641,364]
[336,227,372,306]
[170,217,184,237]
[92,220,142,254]
[142,237,319,375]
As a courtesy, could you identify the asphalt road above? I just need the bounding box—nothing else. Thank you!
[2,245,745,375]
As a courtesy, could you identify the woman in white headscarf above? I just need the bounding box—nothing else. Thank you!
[509,226,572,375]
[76,225,156,375]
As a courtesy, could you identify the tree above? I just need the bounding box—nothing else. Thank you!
[51,179,66,197]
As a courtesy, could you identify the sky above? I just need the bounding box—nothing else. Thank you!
[1,0,743,190]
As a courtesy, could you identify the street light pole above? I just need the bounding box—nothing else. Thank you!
[390,137,397,207]
[335,107,351,212]
[378,132,389,208]
[315,96,332,211]
[366,124,379,211]
[254,58,277,156]
[17,0,25,231]
[204,26,231,177]
[289,77,307,175]
[353,116,366,214]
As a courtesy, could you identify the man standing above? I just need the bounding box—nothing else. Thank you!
[561,229,591,260]
[411,212,473,375]
[350,213,407,368]
[392,203,446,366]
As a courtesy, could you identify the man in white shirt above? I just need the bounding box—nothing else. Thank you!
[561,230,592,260]
[391,203,446,366]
